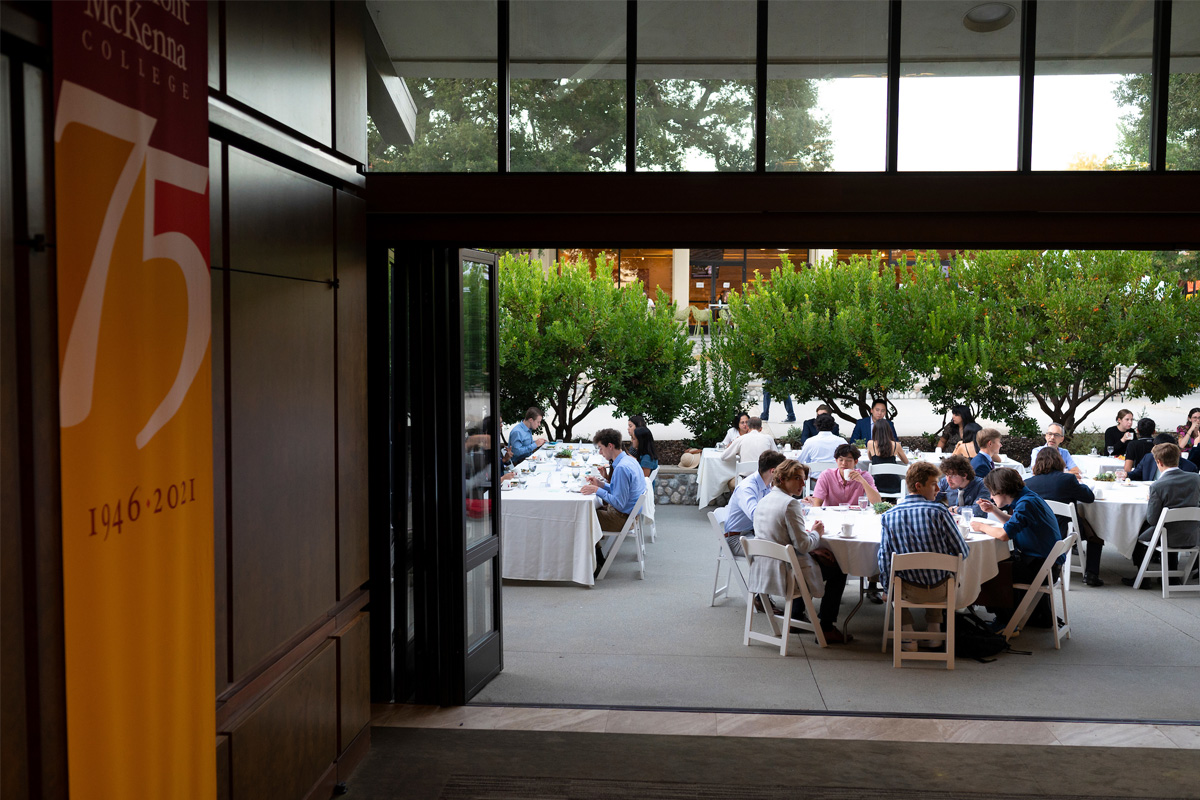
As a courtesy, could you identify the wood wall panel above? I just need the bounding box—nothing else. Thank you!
[212,266,230,694]
[333,1,367,164]
[229,271,336,678]
[229,643,338,800]
[225,0,333,147]
[216,735,230,800]
[337,191,369,598]
[227,148,334,282]
[336,613,371,751]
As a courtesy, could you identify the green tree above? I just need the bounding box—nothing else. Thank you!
[679,320,753,446]
[369,76,832,172]
[957,250,1200,435]
[498,252,693,440]
[719,253,923,426]
[1112,73,1200,170]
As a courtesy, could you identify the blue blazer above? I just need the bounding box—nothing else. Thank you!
[800,417,841,444]
[1131,452,1199,481]
[970,452,995,479]
[850,418,897,444]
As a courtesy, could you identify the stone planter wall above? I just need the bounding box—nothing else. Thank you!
[654,466,698,506]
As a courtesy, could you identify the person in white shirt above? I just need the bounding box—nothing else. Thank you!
[721,416,777,467]
[797,413,846,463]
[720,412,751,447]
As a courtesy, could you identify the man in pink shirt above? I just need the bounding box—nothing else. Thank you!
[812,444,882,508]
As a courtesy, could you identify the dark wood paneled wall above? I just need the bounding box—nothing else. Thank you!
[209,3,370,799]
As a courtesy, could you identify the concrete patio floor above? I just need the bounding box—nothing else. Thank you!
[478,505,1200,722]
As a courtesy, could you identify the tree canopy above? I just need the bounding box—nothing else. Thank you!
[369,77,832,173]
[1113,72,1200,171]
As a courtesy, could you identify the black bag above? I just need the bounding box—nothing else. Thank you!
[954,610,1011,662]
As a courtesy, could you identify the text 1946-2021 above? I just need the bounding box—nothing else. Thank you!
[88,478,197,539]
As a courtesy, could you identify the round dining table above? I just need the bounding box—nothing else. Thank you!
[1074,479,1153,560]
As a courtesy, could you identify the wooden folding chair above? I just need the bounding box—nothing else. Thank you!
[1132,507,1200,598]
[1045,499,1084,591]
[742,539,827,654]
[707,510,749,607]
[869,462,908,503]
[881,552,960,669]
[595,494,646,580]
[1002,533,1077,648]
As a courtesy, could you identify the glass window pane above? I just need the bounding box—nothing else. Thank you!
[1034,0,1153,170]
[899,0,1022,171]
[768,1,889,171]
[510,1,626,171]
[1168,1,1200,171]
[637,0,756,171]
[464,256,495,549]
[466,560,495,649]
[367,1,498,172]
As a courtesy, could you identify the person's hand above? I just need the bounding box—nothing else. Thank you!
[970,520,988,532]
[1123,431,1134,442]
[800,496,815,506]
[847,469,866,485]
[580,484,598,495]
[535,437,547,447]
[501,471,516,483]
[977,498,997,514]
[949,505,959,514]
[812,547,836,564]
[585,475,602,486]
[810,520,825,535]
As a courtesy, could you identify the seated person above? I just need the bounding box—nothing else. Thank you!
[850,398,897,444]
[1122,418,1158,474]
[937,404,983,457]
[721,412,751,447]
[509,406,548,464]
[935,454,991,516]
[1129,433,1200,480]
[879,462,971,650]
[1178,407,1200,452]
[797,413,847,463]
[972,468,1065,626]
[1124,443,1200,587]
[1024,447,1104,586]
[800,404,841,444]
[812,444,882,508]
[582,428,647,573]
[970,428,1003,479]
[867,422,910,495]
[630,426,660,489]
[748,459,851,644]
[723,451,787,557]
[1105,408,1136,458]
[721,416,778,467]
[1028,423,1081,477]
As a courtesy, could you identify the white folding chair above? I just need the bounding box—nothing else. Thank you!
[595,494,646,581]
[707,510,749,607]
[644,467,660,542]
[1002,533,1077,648]
[881,553,960,669]
[1045,499,1084,591]
[1132,507,1200,598]
[869,463,908,503]
[742,538,827,654]
[736,461,758,479]
[805,460,836,495]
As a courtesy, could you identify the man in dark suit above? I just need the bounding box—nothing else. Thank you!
[799,404,841,444]
[849,398,897,444]
[1124,443,1200,587]
[1130,434,1200,480]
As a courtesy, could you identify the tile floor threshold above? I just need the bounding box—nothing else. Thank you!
[372,703,1200,750]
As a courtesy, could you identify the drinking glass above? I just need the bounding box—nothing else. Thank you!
[1107,446,1115,457]
[961,508,973,527]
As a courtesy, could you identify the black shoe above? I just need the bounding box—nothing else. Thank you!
[1122,576,1157,589]
[819,626,853,645]
[866,589,884,605]
[761,416,769,421]
[784,417,797,423]
[594,545,607,577]
[1083,573,1104,587]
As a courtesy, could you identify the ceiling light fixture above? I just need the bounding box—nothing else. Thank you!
[963,2,1016,33]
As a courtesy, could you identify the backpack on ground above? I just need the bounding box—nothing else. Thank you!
[954,609,1024,662]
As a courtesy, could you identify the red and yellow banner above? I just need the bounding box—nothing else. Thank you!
[53,2,213,797]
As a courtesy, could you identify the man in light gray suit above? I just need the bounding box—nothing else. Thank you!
[1124,443,1200,588]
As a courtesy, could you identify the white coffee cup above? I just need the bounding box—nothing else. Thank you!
[843,468,855,480]
[840,523,854,538]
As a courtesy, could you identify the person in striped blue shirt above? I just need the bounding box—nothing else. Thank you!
[879,462,971,649]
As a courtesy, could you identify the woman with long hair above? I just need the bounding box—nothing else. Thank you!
[867,420,910,495]
[937,404,982,457]
[630,426,659,478]
[1177,407,1200,452]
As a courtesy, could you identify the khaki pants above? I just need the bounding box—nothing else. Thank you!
[596,504,630,533]
[900,580,949,627]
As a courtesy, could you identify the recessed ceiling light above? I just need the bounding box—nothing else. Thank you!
[963,2,1016,33]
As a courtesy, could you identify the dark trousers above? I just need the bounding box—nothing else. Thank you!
[989,553,1060,628]
[790,557,848,628]
[762,391,794,421]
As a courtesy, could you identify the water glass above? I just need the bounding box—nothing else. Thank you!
[1107,446,1115,457]
[961,508,973,527]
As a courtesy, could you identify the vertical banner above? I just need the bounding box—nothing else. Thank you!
[53,2,214,798]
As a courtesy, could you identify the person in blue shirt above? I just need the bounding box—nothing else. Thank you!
[970,428,1003,479]
[1028,423,1082,477]
[723,451,786,556]
[509,406,547,464]
[879,462,970,649]
[972,467,1064,628]
[583,428,648,573]
[849,398,897,444]
[934,454,991,516]
[1024,447,1103,586]
[629,426,659,476]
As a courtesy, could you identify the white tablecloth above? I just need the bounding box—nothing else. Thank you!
[697,448,737,508]
[806,507,1010,608]
[501,448,654,585]
[1076,480,1152,559]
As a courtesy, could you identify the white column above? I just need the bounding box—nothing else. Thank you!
[672,248,689,304]
[537,248,555,276]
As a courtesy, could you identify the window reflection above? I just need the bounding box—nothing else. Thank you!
[463,257,495,549]
[1166,0,1199,171]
